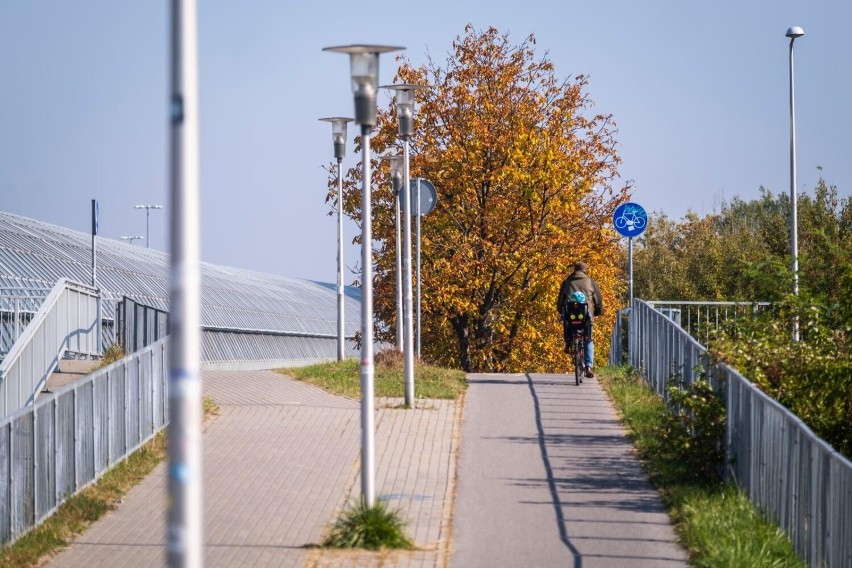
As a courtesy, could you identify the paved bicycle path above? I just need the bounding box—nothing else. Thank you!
[451,373,688,567]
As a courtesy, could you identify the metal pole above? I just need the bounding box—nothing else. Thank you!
[146,208,151,248]
[789,36,800,342]
[337,156,345,361]
[360,126,376,506]
[628,237,634,308]
[91,199,97,288]
[416,178,422,359]
[167,0,203,565]
[395,188,403,351]
[401,138,415,406]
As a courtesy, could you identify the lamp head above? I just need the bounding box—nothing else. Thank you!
[378,154,404,193]
[381,84,428,138]
[786,26,804,39]
[319,117,354,160]
[323,45,405,127]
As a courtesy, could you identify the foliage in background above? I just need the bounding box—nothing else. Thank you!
[330,25,629,372]
[629,177,852,458]
[631,177,851,304]
[599,366,805,567]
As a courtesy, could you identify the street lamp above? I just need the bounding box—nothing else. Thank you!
[786,26,804,342]
[381,83,427,407]
[134,204,163,248]
[323,43,404,507]
[378,153,404,353]
[319,116,354,362]
[121,235,145,245]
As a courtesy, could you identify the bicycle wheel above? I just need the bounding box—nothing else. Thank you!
[573,337,582,386]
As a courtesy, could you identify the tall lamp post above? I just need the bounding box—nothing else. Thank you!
[787,26,804,342]
[134,204,163,248]
[381,83,426,406]
[377,153,405,353]
[323,44,404,507]
[319,117,354,361]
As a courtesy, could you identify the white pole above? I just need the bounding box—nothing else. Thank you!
[788,32,801,342]
[416,178,422,359]
[395,190,403,351]
[359,126,376,506]
[337,157,345,361]
[167,1,203,566]
[402,139,415,406]
[628,237,634,308]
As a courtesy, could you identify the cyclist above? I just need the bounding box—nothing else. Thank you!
[557,261,603,378]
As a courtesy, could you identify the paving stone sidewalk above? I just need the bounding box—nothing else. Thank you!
[46,370,461,568]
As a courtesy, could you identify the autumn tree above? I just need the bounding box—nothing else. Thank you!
[333,26,629,372]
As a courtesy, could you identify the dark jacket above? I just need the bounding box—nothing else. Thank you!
[557,270,603,319]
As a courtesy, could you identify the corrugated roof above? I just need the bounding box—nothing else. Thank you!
[0,211,361,342]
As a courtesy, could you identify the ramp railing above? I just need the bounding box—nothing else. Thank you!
[0,279,100,417]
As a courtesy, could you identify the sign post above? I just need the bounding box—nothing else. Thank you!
[612,202,648,308]
[406,178,437,359]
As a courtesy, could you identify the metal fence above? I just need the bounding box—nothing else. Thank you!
[0,279,100,417]
[644,300,772,346]
[621,299,852,568]
[116,297,169,354]
[0,337,168,546]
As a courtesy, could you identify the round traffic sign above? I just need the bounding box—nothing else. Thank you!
[403,178,437,216]
[612,202,648,238]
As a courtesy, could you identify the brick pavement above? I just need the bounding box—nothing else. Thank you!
[46,370,461,568]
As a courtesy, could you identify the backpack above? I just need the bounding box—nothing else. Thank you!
[562,301,589,332]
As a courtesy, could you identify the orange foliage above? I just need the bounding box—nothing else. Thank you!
[330,26,630,372]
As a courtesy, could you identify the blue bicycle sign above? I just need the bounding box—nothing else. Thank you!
[613,202,648,238]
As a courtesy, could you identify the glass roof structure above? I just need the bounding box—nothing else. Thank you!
[0,211,361,367]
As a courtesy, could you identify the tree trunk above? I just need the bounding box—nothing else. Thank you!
[451,314,472,372]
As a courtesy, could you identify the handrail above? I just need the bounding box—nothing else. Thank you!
[624,298,851,567]
[0,279,100,417]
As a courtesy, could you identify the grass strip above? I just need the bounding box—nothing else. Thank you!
[282,351,467,401]
[0,396,219,568]
[597,366,805,568]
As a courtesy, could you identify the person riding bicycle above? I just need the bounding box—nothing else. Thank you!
[557,262,603,378]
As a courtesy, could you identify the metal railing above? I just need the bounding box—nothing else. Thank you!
[0,279,100,417]
[645,300,771,346]
[0,337,169,546]
[1,288,51,360]
[621,299,851,568]
[116,297,169,354]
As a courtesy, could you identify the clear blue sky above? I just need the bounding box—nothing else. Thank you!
[1,1,849,284]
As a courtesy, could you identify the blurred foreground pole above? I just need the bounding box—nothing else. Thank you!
[167,0,203,566]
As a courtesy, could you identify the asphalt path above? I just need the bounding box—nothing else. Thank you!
[451,373,689,568]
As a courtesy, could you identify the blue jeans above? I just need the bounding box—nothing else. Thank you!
[585,339,594,369]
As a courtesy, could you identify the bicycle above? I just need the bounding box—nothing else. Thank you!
[570,328,585,386]
[562,300,589,386]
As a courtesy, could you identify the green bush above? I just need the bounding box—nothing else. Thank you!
[712,294,852,458]
[323,498,413,551]
[658,378,726,483]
